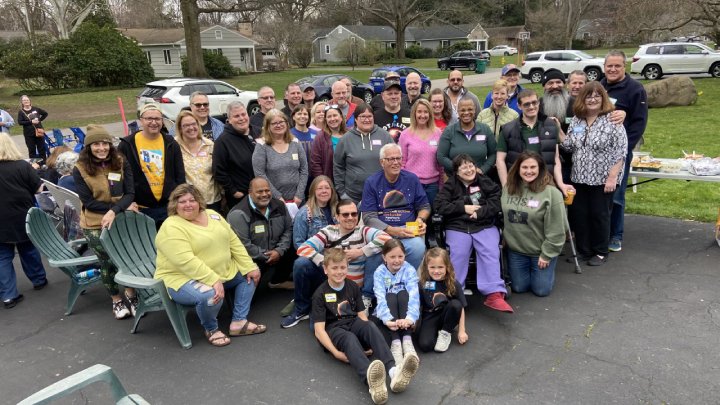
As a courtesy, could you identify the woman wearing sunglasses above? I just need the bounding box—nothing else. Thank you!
[309,104,346,180]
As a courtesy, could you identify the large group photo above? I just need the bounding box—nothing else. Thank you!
[2,0,720,404]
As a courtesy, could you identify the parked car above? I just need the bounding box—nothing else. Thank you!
[136,78,259,120]
[369,66,432,94]
[436,50,490,71]
[488,45,518,56]
[670,35,701,43]
[520,50,605,83]
[631,42,720,80]
[296,74,375,105]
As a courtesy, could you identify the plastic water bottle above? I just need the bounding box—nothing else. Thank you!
[76,269,99,279]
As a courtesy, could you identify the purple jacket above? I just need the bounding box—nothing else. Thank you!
[310,130,333,180]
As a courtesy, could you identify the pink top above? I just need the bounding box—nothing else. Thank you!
[399,127,443,185]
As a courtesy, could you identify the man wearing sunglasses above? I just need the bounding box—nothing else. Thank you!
[189,91,224,141]
[282,200,391,328]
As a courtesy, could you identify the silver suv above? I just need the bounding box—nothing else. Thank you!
[520,50,605,83]
[136,78,259,119]
[630,42,720,80]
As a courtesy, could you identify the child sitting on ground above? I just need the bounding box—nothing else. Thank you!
[313,248,420,404]
[416,248,469,352]
[373,240,421,367]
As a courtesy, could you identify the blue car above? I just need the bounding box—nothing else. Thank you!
[369,66,432,94]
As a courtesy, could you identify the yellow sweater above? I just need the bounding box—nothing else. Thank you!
[154,209,258,291]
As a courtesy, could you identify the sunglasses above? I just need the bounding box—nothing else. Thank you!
[192,103,209,108]
[324,104,340,111]
[521,100,539,108]
[338,212,359,218]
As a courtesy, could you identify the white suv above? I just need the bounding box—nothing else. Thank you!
[631,42,720,80]
[136,78,259,119]
[520,50,605,83]
[488,45,518,56]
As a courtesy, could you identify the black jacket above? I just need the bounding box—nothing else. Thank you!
[212,123,257,208]
[433,173,501,234]
[226,196,293,263]
[500,115,558,174]
[117,132,185,209]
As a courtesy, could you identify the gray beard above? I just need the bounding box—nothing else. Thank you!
[543,90,569,121]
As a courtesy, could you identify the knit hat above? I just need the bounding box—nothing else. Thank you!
[139,103,162,117]
[84,124,112,146]
[541,68,565,86]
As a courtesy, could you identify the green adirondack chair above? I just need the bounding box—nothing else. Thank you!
[99,211,193,349]
[25,207,101,315]
[18,364,149,404]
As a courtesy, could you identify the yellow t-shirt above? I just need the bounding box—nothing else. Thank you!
[135,133,165,202]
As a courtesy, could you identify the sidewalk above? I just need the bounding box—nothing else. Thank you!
[2,215,719,404]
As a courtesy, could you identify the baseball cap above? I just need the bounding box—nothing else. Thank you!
[383,78,402,91]
[501,64,521,76]
[301,83,315,92]
[139,103,162,117]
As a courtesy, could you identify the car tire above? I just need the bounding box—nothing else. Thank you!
[585,67,601,82]
[468,62,476,71]
[711,62,720,78]
[439,62,447,70]
[642,65,662,80]
[421,83,431,94]
[529,69,543,84]
[247,102,260,116]
[504,52,509,56]
[363,90,374,104]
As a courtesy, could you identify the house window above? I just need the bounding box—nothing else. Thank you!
[325,45,330,54]
[163,49,172,65]
[441,40,450,48]
[215,30,222,39]
[211,49,223,55]
[145,51,151,63]
[262,50,274,56]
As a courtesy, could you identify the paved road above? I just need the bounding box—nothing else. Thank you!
[3,215,719,404]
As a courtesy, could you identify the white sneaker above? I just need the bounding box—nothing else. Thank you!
[402,339,416,357]
[390,340,403,368]
[390,352,419,393]
[112,300,130,320]
[463,288,474,296]
[434,330,452,352]
[362,296,373,314]
[366,359,387,404]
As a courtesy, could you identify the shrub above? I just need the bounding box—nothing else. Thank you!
[405,45,433,59]
[181,50,235,78]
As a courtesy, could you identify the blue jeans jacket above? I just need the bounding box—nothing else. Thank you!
[292,205,333,250]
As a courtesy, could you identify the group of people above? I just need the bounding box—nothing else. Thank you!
[0,50,647,405]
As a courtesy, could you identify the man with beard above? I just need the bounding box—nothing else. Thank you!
[445,70,480,122]
[213,101,257,210]
[539,69,574,184]
[373,78,411,142]
[330,80,358,129]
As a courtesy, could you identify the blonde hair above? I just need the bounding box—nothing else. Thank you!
[492,79,510,93]
[409,98,436,133]
[261,109,293,145]
[0,133,23,161]
[311,102,327,127]
[323,247,347,266]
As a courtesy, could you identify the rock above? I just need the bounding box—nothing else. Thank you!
[644,76,697,108]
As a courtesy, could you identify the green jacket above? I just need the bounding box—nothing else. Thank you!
[477,106,518,138]
[437,121,496,175]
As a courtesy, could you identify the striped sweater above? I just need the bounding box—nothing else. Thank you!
[297,225,390,286]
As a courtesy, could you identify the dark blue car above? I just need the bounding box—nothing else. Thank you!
[295,74,375,105]
[369,66,432,94]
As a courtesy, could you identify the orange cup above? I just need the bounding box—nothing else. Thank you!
[564,189,576,205]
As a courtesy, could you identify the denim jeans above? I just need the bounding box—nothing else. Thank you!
[422,183,439,206]
[169,272,256,332]
[0,241,47,301]
[362,237,424,298]
[292,257,327,316]
[507,249,556,297]
[610,149,633,242]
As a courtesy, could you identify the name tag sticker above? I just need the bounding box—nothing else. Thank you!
[609,97,617,105]
[565,117,572,124]
[292,153,299,160]
[469,186,480,193]
[528,136,540,144]
[324,293,337,303]
[429,140,438,146]
[209,214,221,220]
[254,224,265,233]
[197,151,207,157]
[401,117,411,124]
[572,126,585,135]
[527,199,540,208]
[108,172,121,181]
[424,281,436,291]
[372,139,382,146]
[475,134,486,142]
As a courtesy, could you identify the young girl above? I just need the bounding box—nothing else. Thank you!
[416,248,468,353]
[373,239,420,367]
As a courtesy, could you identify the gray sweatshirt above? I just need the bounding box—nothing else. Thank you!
[333,125,394,203]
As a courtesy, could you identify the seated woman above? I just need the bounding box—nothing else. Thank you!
[56,151,79,192]
[38,145,71,184]
[292,175,338,250]
[155,184,265,347]
[501,151,565,297]
[433,154,512,312]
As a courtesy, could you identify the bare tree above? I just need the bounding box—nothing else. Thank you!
[359,0,437,58]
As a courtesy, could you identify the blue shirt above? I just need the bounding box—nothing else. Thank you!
[360,170,430,227]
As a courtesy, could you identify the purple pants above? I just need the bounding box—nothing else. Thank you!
[445,228,506,295]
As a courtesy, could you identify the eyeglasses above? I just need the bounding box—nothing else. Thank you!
[521,100,539,108]
[357,115,373,121]
[383,157,402,162]
[191,103,209,108]
[585,94,602,101]
[338,212,359,218]
[260,96,275,100]
[181,123,198,129]
[270,120,287,127]
[142,117,163,123]
[449,78,463,82]
[324,104,340,111]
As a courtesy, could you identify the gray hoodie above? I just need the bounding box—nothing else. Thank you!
[333,125,394,202]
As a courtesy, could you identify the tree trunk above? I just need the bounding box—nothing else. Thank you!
[180,0,208,77]
[395,16,406,59]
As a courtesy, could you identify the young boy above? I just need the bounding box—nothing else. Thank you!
[312,248,419,404]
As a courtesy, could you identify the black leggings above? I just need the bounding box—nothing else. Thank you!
[24,135,47,162]
[385,290,411,340]
[416,298,463,352]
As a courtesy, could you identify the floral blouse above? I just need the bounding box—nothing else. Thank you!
[561,114,627,186]
[178,138,222,204]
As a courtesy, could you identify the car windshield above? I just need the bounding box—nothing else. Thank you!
[371,69,388,78]
[576,51,595,59]
[296,77,314,85]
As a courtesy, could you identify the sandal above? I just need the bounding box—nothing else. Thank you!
[229,321,267,336]
[205,329,231,347]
